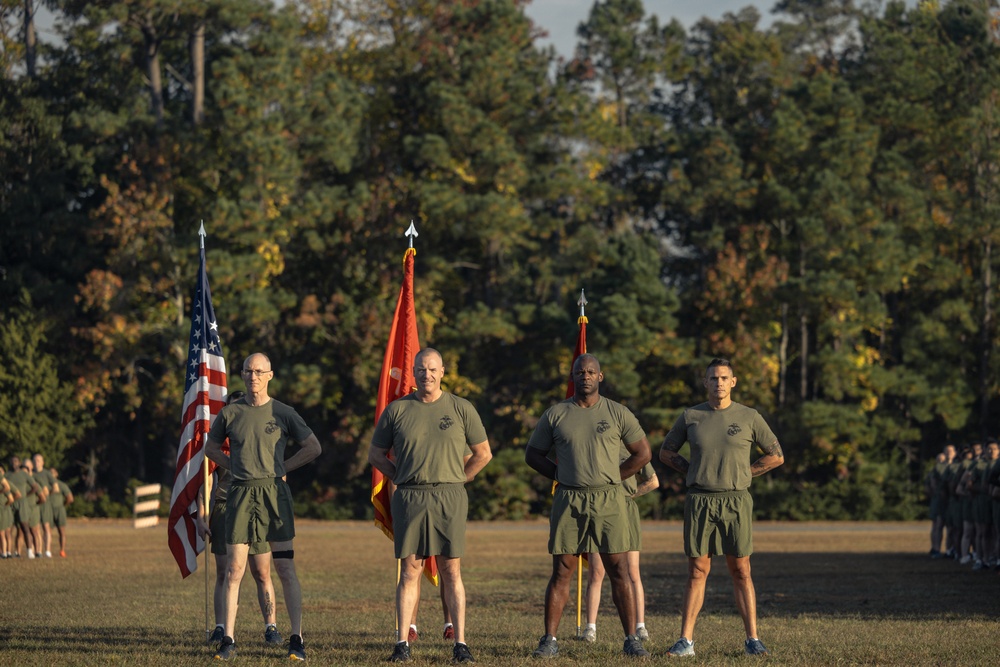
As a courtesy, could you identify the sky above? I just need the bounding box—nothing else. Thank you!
[523,0,772,57]
[32,2,773,49]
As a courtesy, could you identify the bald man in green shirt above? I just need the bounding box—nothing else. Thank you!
[526,354,653,659]
[206,352,323,661]
[369,347,493,665]
[659,358,784,658]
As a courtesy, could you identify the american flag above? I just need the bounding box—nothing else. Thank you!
[168,232,227,578]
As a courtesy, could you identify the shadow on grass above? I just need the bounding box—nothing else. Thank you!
[641,550,1000,620]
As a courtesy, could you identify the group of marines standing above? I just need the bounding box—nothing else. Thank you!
[927,439,1000,570]
[0,453,73,561]
[201,348,785,662]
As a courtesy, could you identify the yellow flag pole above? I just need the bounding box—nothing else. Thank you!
[396,558,402,638]
[576,555,583,638]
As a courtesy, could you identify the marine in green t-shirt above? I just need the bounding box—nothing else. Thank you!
[525,353,653,659]
[658,358,784,659]
[368,348,492,663]
[204,352,323,661]
[31,454,56,557]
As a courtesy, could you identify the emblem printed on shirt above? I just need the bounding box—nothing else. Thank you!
[265,419,280,435]
[596,419,611,434]
[727,423,742,436]
[439,415,454,431]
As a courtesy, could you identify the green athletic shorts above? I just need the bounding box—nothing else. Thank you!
[974,495,992,525]
[12,498,31,526]
[392,483,467,559]
[929,495,942,520]
[962,496,974,523]
[211,501,269,556]
[549,484,634,555]
[948,496,963,528]
[26,502,40,528]
[684,489,754,558]
[626,496,642,552]
[0,503,13,530]
[39,500,54,525]
[225,478,295,545]
[51,504,67,528]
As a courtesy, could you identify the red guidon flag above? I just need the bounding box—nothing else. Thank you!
[168,234,227,577]
[565,314,587,398]
[371,247,438,585]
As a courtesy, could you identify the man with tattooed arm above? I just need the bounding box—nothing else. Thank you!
[658,358,784,659]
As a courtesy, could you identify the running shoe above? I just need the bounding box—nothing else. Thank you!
[533,635,558,659]
[389,641,411,662]
[666,637,695,658]
[207,626,225,645]
[452,642,475,664]
[287,634,306,661]
[213,636,236,661]
[581,627,596,643]
[744,637,769,656]
[623,635,650,658]
[264,624,282,645]
[636,626,650,641]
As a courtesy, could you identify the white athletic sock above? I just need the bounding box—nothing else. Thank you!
[635,623,645,630]
[586,623,596,631]
[444,623,453,628]
[27,548,34,558]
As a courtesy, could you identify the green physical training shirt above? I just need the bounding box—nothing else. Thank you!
[527,397,646,488]
[49,479,69,509]
[6,469,29,496]
[208,398,314,482]
[371,393,488,486]
[662,401,777,492]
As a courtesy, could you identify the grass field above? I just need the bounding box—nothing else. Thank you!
[1,519,997,665]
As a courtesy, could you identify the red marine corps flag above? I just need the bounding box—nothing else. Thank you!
[168,223,228,578]
[371,222,438,584]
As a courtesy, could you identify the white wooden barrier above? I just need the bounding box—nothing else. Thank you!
[133,483,162,529]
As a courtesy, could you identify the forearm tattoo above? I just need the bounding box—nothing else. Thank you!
[661,450,689,475]
[760,440,783,458]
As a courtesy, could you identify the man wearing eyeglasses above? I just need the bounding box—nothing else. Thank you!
[206,353,322,661]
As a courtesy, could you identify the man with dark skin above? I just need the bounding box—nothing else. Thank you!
[659,358,784,658]
[525,354,653,659]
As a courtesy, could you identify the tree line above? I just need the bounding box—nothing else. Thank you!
[2,0,999,520]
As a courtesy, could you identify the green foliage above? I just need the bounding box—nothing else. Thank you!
[0,293,92,467]
[5,0,1000,522]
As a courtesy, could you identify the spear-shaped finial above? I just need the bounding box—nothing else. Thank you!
[577,289,587,318]
[405,220,418,248]
[198,220,206,249]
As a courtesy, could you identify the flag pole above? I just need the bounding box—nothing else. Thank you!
[573,289,587,638]
[199,221,211,642]
[576,556,583,638]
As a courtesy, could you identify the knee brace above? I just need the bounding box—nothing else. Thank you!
[272,550,294,560]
